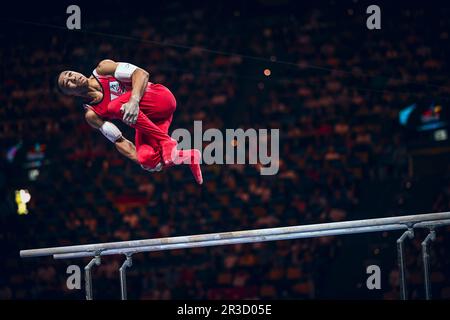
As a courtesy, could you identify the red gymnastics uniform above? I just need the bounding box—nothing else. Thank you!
[84,69,176,169]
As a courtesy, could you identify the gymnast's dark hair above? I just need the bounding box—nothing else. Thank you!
[54,72,66,95]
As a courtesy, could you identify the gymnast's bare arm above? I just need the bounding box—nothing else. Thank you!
[95,59,149,125]
[84,109,139,163]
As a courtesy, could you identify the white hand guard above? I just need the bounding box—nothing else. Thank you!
[141,162,163,172]
[99,121,122,143]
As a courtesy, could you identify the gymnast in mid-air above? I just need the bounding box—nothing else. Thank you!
[57,59,203,184]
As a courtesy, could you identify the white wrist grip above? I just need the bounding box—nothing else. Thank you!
[100,121,122,143]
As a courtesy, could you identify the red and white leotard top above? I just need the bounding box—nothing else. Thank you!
[83,69,132,118]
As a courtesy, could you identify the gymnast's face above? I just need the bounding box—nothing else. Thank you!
[58,70,89,96]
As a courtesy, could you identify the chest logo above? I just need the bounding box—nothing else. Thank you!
[110,81,124,96]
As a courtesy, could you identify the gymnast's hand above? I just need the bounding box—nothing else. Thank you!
[120,96,139,125]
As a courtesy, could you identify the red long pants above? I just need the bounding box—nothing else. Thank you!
[107,84,176,168]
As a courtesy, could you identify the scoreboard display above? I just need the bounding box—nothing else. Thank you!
[399,102,450,148]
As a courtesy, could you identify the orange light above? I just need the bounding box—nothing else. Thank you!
[264,69,271,76]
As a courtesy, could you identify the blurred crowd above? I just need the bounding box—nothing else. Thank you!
[1,1,450,299]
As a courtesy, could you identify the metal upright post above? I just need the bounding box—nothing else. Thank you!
[85,255,101,300]
[421,229,436,300]
[119,254,133,300]
[396,228,414,300]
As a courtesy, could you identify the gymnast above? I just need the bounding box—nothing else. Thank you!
[57,60,203,184]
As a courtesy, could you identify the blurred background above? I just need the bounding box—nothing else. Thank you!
[1,0,450,299]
